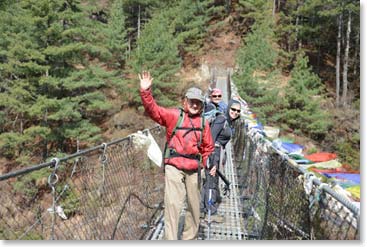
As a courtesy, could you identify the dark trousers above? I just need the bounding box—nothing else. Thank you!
[200,147,222,215]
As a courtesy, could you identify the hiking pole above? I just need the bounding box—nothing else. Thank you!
[217,170,230,195]
[205,158,214,240]
[207,173,213,240]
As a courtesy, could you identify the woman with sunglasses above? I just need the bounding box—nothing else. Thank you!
[226,99,242,134]
[208,98,242,172]
[201,98,242,222]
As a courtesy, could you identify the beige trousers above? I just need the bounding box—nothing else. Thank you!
[164,165,201,240]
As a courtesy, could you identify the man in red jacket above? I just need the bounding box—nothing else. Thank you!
[139,71,214,240]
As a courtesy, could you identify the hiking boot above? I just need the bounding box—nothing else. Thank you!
[205,214,224,223]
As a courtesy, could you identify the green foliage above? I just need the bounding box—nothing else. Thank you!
[21,232,44,240]
[58,185,81,217]
[0,0,222,163]
[0,111,5,128]
[115,0,164,40]
[352,99,359,110]
[335,140,359,170]
[0,132,31,159]
[128,10,181,107]
[0,0,115,160]
[15,154,33,166]
[168,0,212,55]
[307,146,318,155]
[237,0,273,23]
[62,120,101,143]
[278,0,360,65]
[0,0,13,10]
[13,169,49,199]
[288,51,322,92]
[234,3,334,144]
[250,88,287,125]
[280,52,332,140]
[236,20,277,74]
[104,0,128,68]
[233,18,283,126]
[334,130,360,170]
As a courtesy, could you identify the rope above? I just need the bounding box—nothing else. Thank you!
[110,192,162,240]
[0,126,162,181]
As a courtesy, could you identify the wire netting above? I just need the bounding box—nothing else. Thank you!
[232,120,360,240]
[0,127,166,240]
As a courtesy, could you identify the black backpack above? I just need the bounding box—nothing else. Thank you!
[204,109,231,145]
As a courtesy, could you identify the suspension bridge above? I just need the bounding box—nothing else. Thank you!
[0,68,360,240]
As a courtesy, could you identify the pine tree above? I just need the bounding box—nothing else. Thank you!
[237,0,273,24]
[280,51,331,139]
[127,10,181,107]
[0,0,114,161]
[233,18,283,125]
[294,0,359,106]
[0,2,47,160]
[117,0,165,46]
[168,0,212,57]
[105,0,129,69]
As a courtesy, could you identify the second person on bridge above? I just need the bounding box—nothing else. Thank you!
[139,71,215,240]
[200,98,242,222]
[204,88,228,113]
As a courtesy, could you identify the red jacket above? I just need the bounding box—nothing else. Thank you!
[140,88,214,171]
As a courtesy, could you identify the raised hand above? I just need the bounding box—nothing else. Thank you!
[138,71,153,90]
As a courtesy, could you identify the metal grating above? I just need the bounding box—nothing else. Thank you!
[198,143,245,240]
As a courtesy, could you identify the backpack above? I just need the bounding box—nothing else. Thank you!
[203,109,222,127]
[217,101,227,113]
[162,108,206,187]
[204,109,231,145]
[163,108,205,161]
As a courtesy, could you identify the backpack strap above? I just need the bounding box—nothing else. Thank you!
[173,108,185,138]
[198,114,205,148]
[163,108,205,161]
[163,108,184,161]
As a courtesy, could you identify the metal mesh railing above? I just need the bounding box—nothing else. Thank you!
[232,120,360,240]
[0,126,166,240]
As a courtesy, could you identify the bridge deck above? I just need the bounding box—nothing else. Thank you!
[198,144,245,240]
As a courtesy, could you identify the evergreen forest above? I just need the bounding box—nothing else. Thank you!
[0,0,360,172]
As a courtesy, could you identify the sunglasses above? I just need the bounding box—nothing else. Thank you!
[230,108,241,113]
[211,95,222,98]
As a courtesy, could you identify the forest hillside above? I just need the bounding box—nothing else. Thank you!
[0,0,360,173]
